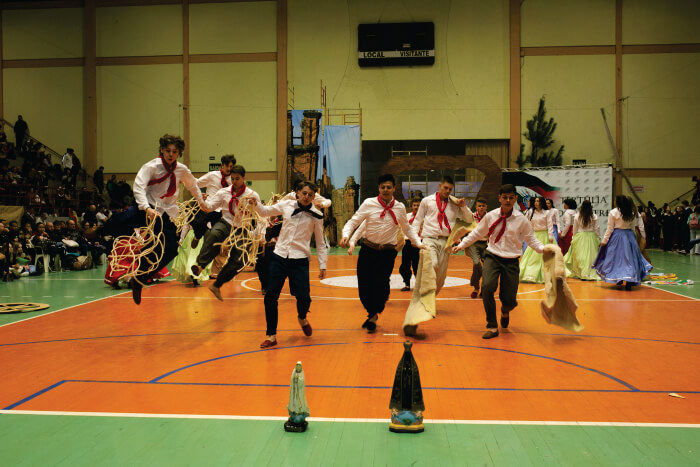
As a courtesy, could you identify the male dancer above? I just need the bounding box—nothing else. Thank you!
[251,180,327,348]
[281,179,332,209]
[398,198,421,291]
[453,184,546,339]
[131,134,206,304]
[192,165,261,300]
[467,198,488,298]
[190,154,236,248]
[412,176,474,294]
[339,174,424,333]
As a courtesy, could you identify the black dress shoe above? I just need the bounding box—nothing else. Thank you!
[624,283,633,291]
[130,279,142,305]
[482,330,499,339]
[500,312,510,328]
[362,318,377,333]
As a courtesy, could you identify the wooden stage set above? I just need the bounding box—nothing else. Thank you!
[0,252,698,464]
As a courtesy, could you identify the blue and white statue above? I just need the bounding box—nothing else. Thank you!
[284,361,310,432]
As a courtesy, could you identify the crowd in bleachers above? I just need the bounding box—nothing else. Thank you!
[0,118,137,281]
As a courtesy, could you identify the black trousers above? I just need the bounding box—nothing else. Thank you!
[255,243,274,291]
[398,240,419,287]
[135,212,179,284]
[191,210,222,240]
[357,244,397,318]
[481,252,520,329]
[264,253,311,336]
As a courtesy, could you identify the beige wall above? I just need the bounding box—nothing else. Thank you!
[623,177,696,207]
[189,62,276,173]
[623,0,700,45]
[1,8,84,59]
[522,0,615,47]
[96,64,183,173]
[97,5,182,57]
[3,67,84,163]
[288,0,510,140]
[520,55,616,165]
[622,53,700,169]
[189,1,276,54]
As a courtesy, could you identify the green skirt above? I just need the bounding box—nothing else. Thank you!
[519,230,550,284]
[564,231,601,281]
[171,229,211,283]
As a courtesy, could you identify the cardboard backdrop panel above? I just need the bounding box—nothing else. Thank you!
[0,206,24,224]
[502,166,613,233]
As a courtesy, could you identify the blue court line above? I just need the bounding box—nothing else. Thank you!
[149,342,350,383]
[150,342,640,391]
[4,378,699,411]
[1,329,698,348]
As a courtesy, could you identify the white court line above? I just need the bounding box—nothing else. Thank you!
[642,283,699,301]
[114,296,697,302]
[1,410,698,428]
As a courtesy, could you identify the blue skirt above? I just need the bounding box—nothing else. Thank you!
[593,229,652,285]
[552,224,559,244]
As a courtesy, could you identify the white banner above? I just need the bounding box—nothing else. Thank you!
[503,166,613,233]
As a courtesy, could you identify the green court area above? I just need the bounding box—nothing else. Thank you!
[0,414,697,466]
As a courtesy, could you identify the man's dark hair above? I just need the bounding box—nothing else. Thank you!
[499,184,516,194]
[563,198,577,209]
[296,180,318,193]
[230,165,246,177]
[158,134,185,154]
[441,175,454,185]
[475,198,488,205]
[377,174,395,186]
[221,154,236,165]
[410,197,422,205]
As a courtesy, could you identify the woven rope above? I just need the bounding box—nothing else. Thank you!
[172,197,201,234]
[108,209,166,286]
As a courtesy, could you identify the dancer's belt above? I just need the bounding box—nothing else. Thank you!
[426,236,449,240]
[362,239,396,250]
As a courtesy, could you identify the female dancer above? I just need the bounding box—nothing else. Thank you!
[546,198,560,244]
[558,199,577,255]
[593,195,652,290]
[519,196,553,283]
[563,200,600,280]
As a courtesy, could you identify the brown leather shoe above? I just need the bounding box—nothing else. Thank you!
[470,290,479,299]
[191,264,202,277]
[208,283,223,301]
[299,318,312,336]
[260,338,277,349]
[191,237,200,249]
[403,324,418,336]
[482,330,499,339]
[400,286,411,292]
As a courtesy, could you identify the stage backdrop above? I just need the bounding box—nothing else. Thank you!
[502,165,613,233]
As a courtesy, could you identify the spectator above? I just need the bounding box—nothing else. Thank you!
[82,204,98,225]
[21,206,38,229]
[62,148,74,172]
[93,166,104,194]
[14,115,28,148]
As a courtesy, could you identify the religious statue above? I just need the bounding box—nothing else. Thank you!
[284,361,310,432]
[389,341,425,433]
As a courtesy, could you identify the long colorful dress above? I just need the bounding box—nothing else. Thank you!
[170,226,211,283]
[564,213,601,280]
[593,209,652,285]
[519,209,553,283]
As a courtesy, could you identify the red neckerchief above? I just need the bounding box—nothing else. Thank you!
[377,196,397,224]
[436,193,451,233]
[228,185,246,213]
[220,171,229,188]
[409,210,417,224]
[474,211,484,223]
[488,208,513,243]
[147,156,177,199]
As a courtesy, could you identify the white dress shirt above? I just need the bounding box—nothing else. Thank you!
[197,170,232,197]
[62,153,73,169]
[602,208,645,244]
[526,209,554,239]
[282,191,332,209]
[255,199,327,269]
[204,186,260,227]
[342,197,422,246]
[457,208,544,258]
[133,157,203,218]
[572,213,601,240]
[560,209,576,236]
[413,193,474,239]
[549,208,561,230]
